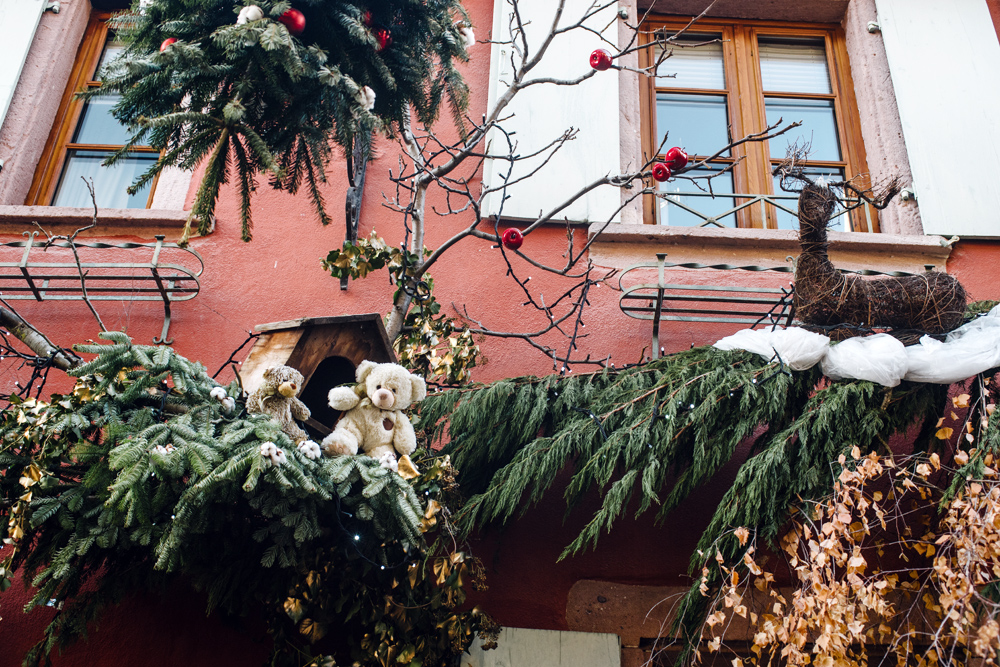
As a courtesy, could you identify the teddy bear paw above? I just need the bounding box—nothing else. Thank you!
[321,433,358,456]
[297,440,322,460]
[377,452,399,472]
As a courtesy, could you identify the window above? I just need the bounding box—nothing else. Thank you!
[27,12,158,209]
[640,19,873,232]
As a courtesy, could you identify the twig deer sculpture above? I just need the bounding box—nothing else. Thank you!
[794,184,967,340]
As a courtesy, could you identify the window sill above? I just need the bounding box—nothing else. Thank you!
[587,223,955,274]
[0,205,200,239]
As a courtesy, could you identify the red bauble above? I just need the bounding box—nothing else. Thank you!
[362,10,373,26]
[651,162,672,182]
[278,8,306,36]
[375,27,392,51]
[590,48,613,71]
[501,228,524,250]
[665,147,689,170]
[159,38,177,52]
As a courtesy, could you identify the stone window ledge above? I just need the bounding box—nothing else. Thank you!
[0,205,199,239]
[588,223,954,275]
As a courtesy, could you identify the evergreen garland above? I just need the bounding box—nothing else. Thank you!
[0,333,494,667]
[418,345,956,655]
[96,0,471,240]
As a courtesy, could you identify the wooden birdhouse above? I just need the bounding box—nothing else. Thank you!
[240,314,395,438]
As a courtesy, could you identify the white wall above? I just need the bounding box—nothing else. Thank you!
[482,0,622,224]
[875,0,1000,237]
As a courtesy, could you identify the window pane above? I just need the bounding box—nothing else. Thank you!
[658,167,735,227]
[72,95,136,146]
[655,35,725,89]
[657,93,730,157]
[771,168,846,231]
[758,37,831,94]
[95,40,124,80]
[765,97,840,161]
[52,150,156,209]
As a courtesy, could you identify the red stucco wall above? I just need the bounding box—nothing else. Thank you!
[2,1,1000,664]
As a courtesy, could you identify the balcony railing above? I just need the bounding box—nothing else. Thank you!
[657,189,873,232]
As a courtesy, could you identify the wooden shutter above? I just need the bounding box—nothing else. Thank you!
[464,627,621,667]
[482,0,621,224]
[875,0,1000,237]
[0,0,46,132]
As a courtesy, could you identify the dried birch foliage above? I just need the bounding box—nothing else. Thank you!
[697,438,1000,667]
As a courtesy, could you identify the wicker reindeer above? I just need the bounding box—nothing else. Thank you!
[793,183,966,340]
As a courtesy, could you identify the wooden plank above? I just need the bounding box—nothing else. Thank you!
[254,313,386,332]
[239,330,303,395]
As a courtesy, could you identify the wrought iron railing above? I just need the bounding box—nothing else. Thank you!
[0,233,203,344]
[657,190,873,232]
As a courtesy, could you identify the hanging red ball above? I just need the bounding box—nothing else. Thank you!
[501,228,524,250]
[278,8,306,36]
[590,48,613,71]
[159,38,178,52]
[375,27,392,52]
[651,162,672,182]
[665,147,689,170]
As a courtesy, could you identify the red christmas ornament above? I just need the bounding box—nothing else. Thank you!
[159,38,177,52]
[501,228,524,250]
[362,10,373,26]
[375,27,392,52]
[665,147,689,170]
[278,8,306,36]
[590,48,613,71]
[651,162,672,182]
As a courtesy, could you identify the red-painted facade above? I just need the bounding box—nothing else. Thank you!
[0,1,999,665]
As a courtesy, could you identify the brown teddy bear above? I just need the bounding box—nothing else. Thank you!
[246,365,320,459]
[322,360,426,470]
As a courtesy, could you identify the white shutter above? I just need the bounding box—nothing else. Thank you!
[0,0,46,132]
[464,627,621,667]
[875,0,1000,237]
[482,0,620,224]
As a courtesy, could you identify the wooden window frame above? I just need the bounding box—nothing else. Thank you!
[26,11,159,208]
[639,17,875,231]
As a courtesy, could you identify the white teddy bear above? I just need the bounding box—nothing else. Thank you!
[321,361,426,469]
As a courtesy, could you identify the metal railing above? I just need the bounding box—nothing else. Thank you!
[657,190,873,232]
[0,233,203,344]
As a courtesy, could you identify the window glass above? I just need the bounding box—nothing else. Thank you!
[758,38,831,94]
[71,95,132,145]
[655,35,725,89]
[52,150,156,209]
[656,93,730,157]
[95,40,124,79]
[658,168,735,227]
[765,97,840,161]
[771,168,846,231]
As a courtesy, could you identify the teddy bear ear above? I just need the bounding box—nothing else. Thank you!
[355,360,377,382]
[410,373,427,403]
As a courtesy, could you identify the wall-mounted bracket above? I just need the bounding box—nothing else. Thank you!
[0,233,203,344]
[342,132,372,290]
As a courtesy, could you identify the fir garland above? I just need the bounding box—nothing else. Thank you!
[418,345,957,654]
[95,0,471,240]
[0,333,494,667]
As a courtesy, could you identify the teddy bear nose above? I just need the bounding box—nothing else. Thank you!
[278,381,297,398]
[373,388,395,409]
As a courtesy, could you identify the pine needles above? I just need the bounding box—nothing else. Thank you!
[419,345,951,652]
[0,333,490,667]
[94,1,472,239]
